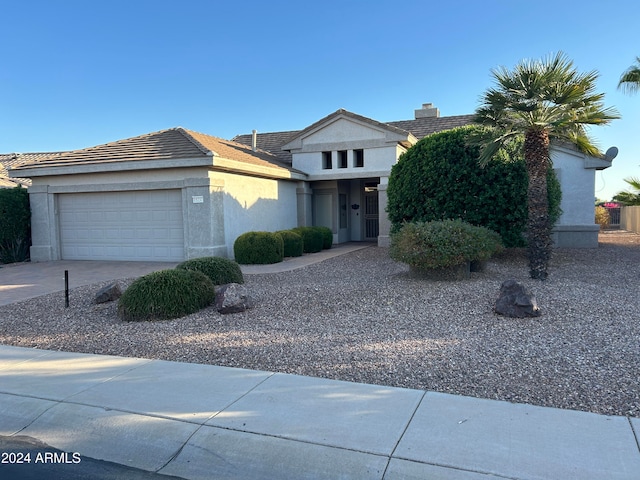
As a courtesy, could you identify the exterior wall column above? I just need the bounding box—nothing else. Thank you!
[183,178,227,259]
[296,181,313,227]
[28,185,59,261]
[377,177,391,247]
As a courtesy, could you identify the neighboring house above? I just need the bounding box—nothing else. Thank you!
[9,103,614,262]
[0,153,66,188]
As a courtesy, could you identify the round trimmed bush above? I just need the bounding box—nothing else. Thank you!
[466,224,504,263]
[314,226,333,249]
[387,125,562,247]
[276,230,304,257]
[176,256,243,285]
[118,269,215,321]
[390,219,503,270]
[233,231,284,264]
[291,227,323,253]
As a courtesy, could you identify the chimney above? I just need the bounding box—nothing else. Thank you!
[414,103,440,119]
[251,129,257,152]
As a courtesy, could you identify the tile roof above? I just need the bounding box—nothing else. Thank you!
[5,112,476,183]
[0,152,66,187]
[0,176,22,188]
[388,114,476,139]
[232,130,297,165]
[184,129,296,173]
[232,112,476,161]
[10,128,298,177]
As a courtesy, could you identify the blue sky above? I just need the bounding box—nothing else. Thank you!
[1,0,639,201]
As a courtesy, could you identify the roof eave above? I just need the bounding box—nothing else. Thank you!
[9,156,214,178]
[212,157,306,181]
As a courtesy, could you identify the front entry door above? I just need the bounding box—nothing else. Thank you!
[364,190,379,241]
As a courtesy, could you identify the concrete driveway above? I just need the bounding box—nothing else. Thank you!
[0,244,373,307]
[0,261,178,307]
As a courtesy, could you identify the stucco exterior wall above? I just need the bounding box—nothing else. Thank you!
[26,166,227,261]
[621,206,640,234]
[550,146,606,248]
[552,150,595,226]
[293,145,398,179]
[302,118,387,144]
[214,171,298,258]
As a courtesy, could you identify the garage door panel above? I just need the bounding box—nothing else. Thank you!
[59,190,184,261]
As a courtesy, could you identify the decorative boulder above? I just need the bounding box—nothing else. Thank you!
[94,282,122,304]
[495,279,541,318]
[215,283,254,314]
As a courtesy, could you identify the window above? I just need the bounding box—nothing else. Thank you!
[322,151,332,169]
[354,149,364,168]
[338,150,348,169]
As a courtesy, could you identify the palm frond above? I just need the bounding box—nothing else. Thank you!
[624,176,640,192]
[475,51,619,157]
[613,177,640,205]
[618,56,640,94]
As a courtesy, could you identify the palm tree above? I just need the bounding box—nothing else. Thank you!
[618,57,640,94]
[474,52,619,279]
[613,177,640,205]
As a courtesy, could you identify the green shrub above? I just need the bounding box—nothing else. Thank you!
[233,231,284,264]
[390,219,503,270]
[314,226,333,249]
[276,230,304,257]
[387,125,562,248]
[0,186,31,263]
[291,227,323,253]
[118,269,215,321]
[176,256,243,285]
[595,206,610,229]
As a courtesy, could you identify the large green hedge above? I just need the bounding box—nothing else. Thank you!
[0,186,31,263]
[233,231,284,264]
[386,125,562,248]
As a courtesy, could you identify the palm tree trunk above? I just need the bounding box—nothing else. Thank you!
[524,129,552,280]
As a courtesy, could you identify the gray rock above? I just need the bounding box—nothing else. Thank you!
[94,282,122,304]
[495,279,541,318]
[215,283,254,314]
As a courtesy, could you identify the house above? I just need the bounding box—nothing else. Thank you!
[8,103,613,262]
[8,129,304,262]
[0,153,66,189]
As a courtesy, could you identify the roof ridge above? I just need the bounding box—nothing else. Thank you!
[196,128,278,160]
[174,127,216,156]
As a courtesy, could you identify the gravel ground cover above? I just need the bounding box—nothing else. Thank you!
[1,231,639,418]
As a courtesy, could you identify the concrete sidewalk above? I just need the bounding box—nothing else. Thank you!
[1,345,639,479]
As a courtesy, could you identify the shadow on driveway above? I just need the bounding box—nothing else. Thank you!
[0,261,178,306]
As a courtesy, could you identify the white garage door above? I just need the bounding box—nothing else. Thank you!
[59,190,184,261]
